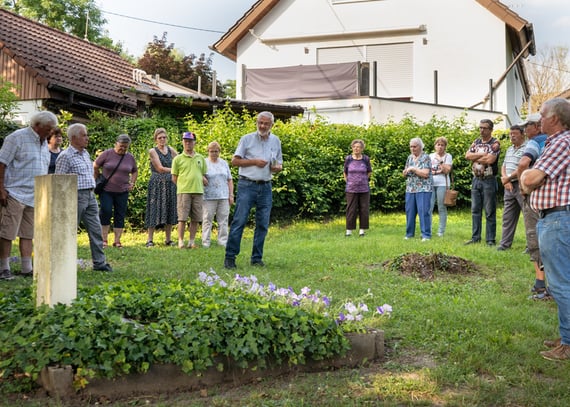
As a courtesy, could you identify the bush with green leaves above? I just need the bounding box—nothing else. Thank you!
[0,279,349,392]
[78,107,509,229]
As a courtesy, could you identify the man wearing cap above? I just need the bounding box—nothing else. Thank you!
[496,125,527,251]
[521,98,570,361]
[0,111,58,280]
[224,111,283,269]
[171,131,207,249]
[513,112,549,299]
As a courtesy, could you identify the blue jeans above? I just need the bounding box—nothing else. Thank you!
[431,186,448,235]
[405,191,432,239]
[537,212,570,345]
[225,179,272,263]
[99,191,129,228]
[470,177,497,243]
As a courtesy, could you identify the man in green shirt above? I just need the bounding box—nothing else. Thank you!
[171,132,207,249]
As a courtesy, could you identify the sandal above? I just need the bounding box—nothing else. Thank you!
[102,240,108,248]
[164,240,175,246]
[113,242,123,248]
[146,241,155,247]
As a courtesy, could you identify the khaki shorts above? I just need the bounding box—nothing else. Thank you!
[177,193,203,222]
[0,195,34,240]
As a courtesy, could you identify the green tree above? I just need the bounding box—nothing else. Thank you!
[223,79,236,99]
[137,32,223,97]
[3,0,120,51]
[0,77,18,122]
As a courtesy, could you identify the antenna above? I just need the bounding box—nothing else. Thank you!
[84,10,89,41]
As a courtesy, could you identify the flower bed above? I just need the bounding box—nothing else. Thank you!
[0,271,391,397]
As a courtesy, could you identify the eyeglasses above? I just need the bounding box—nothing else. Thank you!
[479,126,491,130]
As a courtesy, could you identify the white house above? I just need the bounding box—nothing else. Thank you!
[213,0,535,127]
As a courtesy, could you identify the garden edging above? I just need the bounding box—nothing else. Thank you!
[40,329,384,400]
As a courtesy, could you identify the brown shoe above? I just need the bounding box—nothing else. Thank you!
[544,338,561,348]
[540,344,570,361]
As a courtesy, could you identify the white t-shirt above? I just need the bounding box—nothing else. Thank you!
[429,152,453,187]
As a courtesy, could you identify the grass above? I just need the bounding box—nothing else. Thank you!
[2,209,570,406]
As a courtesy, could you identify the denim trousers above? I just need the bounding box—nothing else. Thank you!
[225,180,272,263]
[537,212,570,345]
[78,190,106,267]
[405,191,432,239]
[470,177,497,243]
[430,186,448,235]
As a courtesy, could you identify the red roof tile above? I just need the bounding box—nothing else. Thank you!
[0,8,156,110]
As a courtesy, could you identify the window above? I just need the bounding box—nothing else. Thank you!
[331,0,383,4]
[317,42,413,98]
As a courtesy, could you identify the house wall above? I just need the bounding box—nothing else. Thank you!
[285,97,508,129]
[234,0,525,123]
[1,52,50,100]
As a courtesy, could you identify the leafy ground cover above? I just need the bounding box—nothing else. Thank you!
[1,209,570,406]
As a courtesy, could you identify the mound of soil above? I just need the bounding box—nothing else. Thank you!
[383,252,478,280]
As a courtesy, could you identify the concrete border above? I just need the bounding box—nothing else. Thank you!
[40,330,384,400]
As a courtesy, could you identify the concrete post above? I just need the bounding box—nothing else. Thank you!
[34,174,78,307]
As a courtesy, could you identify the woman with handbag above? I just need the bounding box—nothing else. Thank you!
[94,134,138,248]
[429,137,453,237]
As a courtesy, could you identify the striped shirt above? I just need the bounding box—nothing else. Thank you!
[530,130,570,211]
[0,126,49,207]
[502,141,527,179]
[54,146,96,190]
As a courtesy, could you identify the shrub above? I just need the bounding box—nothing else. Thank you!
[77,107,509,229]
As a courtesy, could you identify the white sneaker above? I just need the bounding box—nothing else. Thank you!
[421,238,430,242]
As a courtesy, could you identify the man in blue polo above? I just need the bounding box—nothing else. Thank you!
[224,111,283,269]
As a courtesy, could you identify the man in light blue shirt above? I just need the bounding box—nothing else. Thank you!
[224,111,283,269]
[0,111,58,280]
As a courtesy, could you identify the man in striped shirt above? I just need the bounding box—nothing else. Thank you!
[521,98,570,361]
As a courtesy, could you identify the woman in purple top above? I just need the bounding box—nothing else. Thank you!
[343,139,372,237]
[94,134,138,248]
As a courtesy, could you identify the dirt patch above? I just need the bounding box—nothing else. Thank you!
[383,252,479,280]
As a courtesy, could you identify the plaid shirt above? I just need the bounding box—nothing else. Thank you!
[54,145,96,190]
[530,130,570,211]
[0,127,49,207]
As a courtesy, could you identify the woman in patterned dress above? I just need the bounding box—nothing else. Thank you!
[145,128,178,247]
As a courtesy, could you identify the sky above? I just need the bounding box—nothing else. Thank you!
[97,0,570,83]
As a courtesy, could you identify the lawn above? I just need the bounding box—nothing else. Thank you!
[2,209,569,406]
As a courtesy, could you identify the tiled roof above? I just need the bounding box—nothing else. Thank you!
[0,8,156,110]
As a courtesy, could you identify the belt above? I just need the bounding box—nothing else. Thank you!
[79,188,94,192]
[239,176,271,184]
[475,175,495,180]
[538,205,570,219]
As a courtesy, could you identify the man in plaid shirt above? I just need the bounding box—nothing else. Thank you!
[521,98,570,361]
[55,124,112,272]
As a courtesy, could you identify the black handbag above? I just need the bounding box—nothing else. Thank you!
[95,154,124,195]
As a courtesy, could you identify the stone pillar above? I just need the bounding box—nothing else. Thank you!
[34,174,78,307]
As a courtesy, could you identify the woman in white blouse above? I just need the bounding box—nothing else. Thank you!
[202,142,234,248]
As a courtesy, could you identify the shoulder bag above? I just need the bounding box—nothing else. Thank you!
[95,154,125,195]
